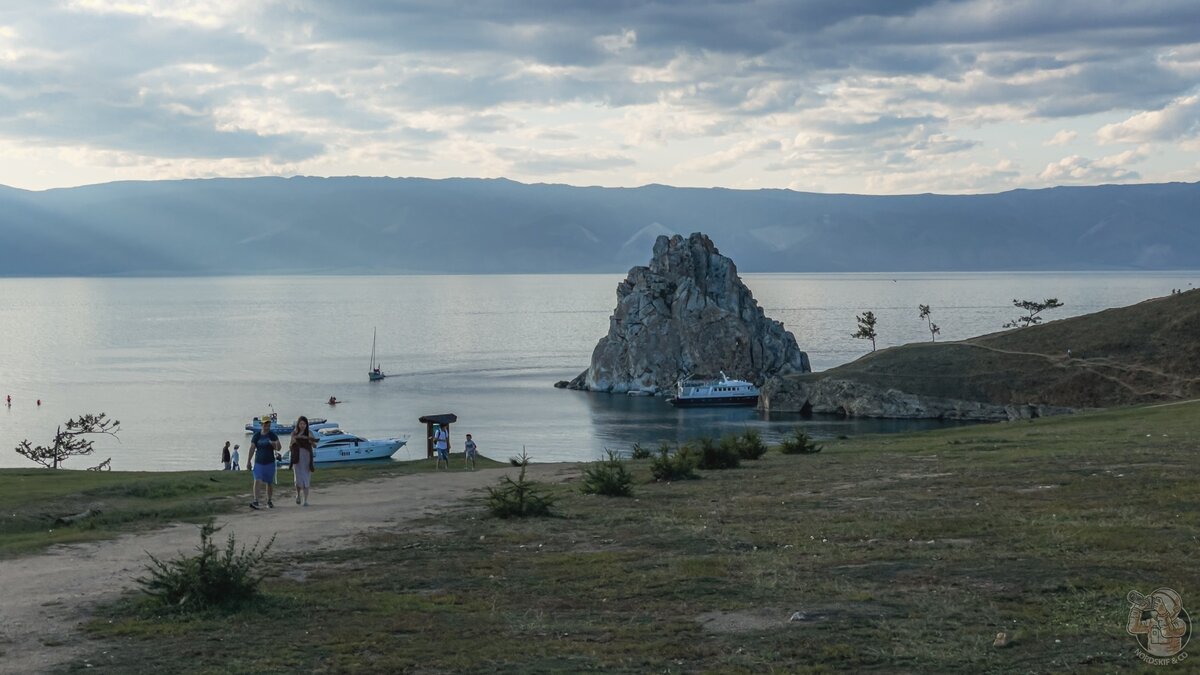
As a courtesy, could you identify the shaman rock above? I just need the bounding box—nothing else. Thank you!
[568,233,810,393]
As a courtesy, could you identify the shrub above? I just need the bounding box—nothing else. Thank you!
[696,436,741,470]
[136,520,274,610]
[581,450,634,497]
[735,429,768,460]
[630,442,653,460]
[778,428,823,455]
[649,443,699,482]
[487,451,555,518]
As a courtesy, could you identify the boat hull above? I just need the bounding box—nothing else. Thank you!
[278,439,406,464]
[669,395,759,407]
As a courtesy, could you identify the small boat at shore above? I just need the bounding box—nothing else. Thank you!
[668,372,760,407]
[276,427,407,464]
[244,413,329,434]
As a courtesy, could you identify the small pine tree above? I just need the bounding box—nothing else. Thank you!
[918,304,941,342]
[136,519,274,610]
[778,428,823,455]
[487,451,555,518]
[14,413,120,469]
[1004,298,1063,328]
[649,443,699,482]
[852,311,878,351]
[580,450,634,497]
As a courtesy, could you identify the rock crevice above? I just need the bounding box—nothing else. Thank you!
[568,233,810,394]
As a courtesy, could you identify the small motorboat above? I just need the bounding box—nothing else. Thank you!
[245,413,329,435]
[668,372,760,407]
[277,427,407,464]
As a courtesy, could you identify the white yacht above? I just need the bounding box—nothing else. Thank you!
[668,372,760,407]
[277,428,407,464]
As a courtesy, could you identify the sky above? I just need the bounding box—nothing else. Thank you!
[0,0,1198,194]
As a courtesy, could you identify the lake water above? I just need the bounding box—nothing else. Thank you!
[0,272,1194,470]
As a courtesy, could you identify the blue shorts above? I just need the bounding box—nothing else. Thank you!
[437,448,449,460]
[253,462,276,483]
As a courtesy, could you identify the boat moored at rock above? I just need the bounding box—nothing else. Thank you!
[669,372,760,407]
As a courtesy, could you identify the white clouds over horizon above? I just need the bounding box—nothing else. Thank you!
[0,0,1198,193]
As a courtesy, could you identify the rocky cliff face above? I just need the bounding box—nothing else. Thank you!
[568,233,810,394]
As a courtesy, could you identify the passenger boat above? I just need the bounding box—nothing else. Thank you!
[244,413,329,434]
[668,372,760,407]
[276,427,407,464]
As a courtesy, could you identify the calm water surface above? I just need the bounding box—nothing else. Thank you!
[0,272,1194,470]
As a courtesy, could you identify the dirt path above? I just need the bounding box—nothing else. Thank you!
[0,463,577,675]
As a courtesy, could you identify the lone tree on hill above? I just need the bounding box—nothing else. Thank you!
[1003,298,1064,329]
[852,311,878,352]
[918,304,941,342]
[14,413,120,469]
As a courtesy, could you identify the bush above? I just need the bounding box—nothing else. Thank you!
[136,520,274,610]
[696,436,741,470]
[735,429,768,460]
[487,451,555,518]
[649,444,699,482]
[630,442,653,460]
[778,427,823,454]
[581,450,634,497]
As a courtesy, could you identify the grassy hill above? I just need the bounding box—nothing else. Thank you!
[772,289,1200,412]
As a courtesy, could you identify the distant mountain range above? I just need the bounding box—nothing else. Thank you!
[2,177,1198,275]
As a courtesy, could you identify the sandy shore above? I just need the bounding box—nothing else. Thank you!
[0,463,577,675]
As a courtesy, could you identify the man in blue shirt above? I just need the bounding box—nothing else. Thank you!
[248,416,281,509]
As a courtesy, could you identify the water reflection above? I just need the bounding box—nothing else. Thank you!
[580,389,976,453]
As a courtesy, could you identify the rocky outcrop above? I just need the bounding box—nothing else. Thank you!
[759,376,1075,421]
[568,233,810,394]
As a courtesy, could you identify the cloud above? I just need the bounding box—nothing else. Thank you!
[680,138,782,173]
[1044,130,1077,146]
[1097,95,1200,143]
[492,146,635,174]
[1037,150,1147,184]
[1,0,1199,192]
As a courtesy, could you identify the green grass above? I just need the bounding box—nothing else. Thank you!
[0,453,504,558]
[66,401,1200,673]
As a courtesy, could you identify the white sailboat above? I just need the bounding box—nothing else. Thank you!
[369,327,386,381]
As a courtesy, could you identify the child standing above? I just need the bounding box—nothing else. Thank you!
[231,444,240,470]
[464,433,478,470]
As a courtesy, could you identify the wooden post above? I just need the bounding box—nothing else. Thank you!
[426,422,434,459]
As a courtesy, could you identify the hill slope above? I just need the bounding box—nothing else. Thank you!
[2,177,1199,275]
[761,289,1200,419]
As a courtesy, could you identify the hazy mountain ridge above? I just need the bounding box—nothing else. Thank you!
[2,177,1198,276]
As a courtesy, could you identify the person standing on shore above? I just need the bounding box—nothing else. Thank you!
[432,423,449,469]
[464,433,477,470]
[221,441,232,471]
[248,416,280,509]
[289,416,317,506]
[231,444,240,470]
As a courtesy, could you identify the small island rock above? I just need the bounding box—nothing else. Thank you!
[568,233,810,393]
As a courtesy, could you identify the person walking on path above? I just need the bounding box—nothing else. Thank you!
[432,423,449,469]
[289,416,317,506]
[231,444,240,471]
[221,441,232,471]
[463,433,477,470]
[248,416,281,509]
